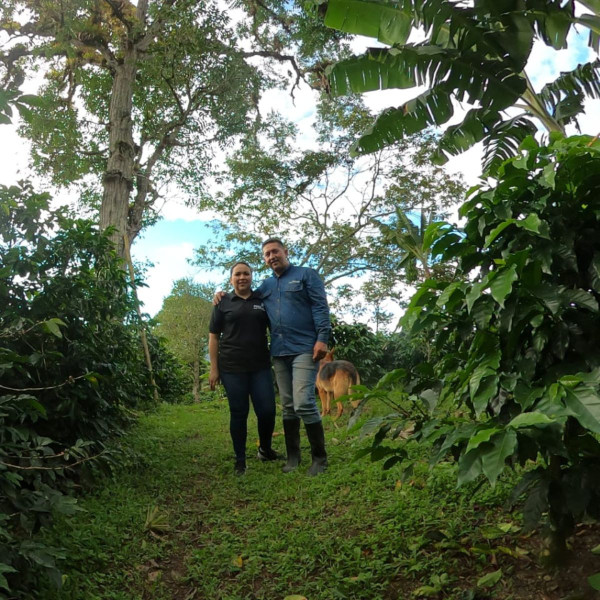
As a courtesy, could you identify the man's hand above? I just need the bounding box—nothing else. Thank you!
[209,367,220,390]
[212,290,226,306]
[313,341,328,362]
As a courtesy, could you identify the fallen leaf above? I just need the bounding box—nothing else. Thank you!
[232,555,244,568]
[477,569,502,588]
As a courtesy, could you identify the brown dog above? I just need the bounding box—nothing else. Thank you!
[316,350,361,418]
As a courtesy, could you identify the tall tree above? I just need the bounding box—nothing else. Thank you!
[311,0,600,174]
[1,0,269,256]
[154,278,213,402]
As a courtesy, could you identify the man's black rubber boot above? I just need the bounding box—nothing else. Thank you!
[305,421,328,476]
[282,418,301,473]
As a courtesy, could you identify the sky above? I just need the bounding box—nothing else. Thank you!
[2,16,600,322]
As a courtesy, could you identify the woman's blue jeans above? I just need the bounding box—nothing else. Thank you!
[220,368,276,461]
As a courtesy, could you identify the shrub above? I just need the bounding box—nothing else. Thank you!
[359,135,600,558]
[0,182,165,596]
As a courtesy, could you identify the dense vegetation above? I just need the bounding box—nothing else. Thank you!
[356,134,600,562]
[0,183,188,596]
[3,0,600,598]
[30,403,600,599]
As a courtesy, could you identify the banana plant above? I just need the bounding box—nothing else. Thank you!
[374,207,459,282]
[312,0,600,174]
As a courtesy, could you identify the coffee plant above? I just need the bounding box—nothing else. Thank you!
[0,182,184,597]
[357,135,600,558]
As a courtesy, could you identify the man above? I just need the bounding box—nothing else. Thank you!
[256,238,331,476]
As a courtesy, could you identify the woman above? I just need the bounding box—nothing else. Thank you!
[208,261,281,475]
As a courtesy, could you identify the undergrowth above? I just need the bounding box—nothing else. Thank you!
[28,400,538,600]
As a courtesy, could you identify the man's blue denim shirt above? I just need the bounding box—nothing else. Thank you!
[256,264,331,357]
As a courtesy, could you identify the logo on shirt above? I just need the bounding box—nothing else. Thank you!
[254,304,266,311]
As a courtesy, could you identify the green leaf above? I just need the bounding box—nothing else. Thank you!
[26,397,47,418]
[324,0,413,45]
[436,282,461,309]
[466,282,488,313]
[457,450,483,485]
[483,218,516,248]
[508,412,554,428]
[466,428,500,452]
[542,9,572,49]
[42,318,67,339]
[564,386,600,433]
[477,569,503,588]
[471,296,494,329]
[0,564,16,592]
[490,265,518,307]
[481,430,517,485]
[472,375,499,417]
[562,288,599,312]
[328,51,416,96]
[517,213,542,234]
[540,162,556,188]
[588,572,600,591]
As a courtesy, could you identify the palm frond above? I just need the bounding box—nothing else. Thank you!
[324,0,413,45]
[351,86,455,155]
[482,116,538,176]
[537,59,600,127]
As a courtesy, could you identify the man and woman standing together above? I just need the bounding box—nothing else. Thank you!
[208,238,330,476]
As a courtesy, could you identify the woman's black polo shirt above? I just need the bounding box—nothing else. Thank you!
[209,291,271,373]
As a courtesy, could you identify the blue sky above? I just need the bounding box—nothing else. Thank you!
[131,218,219,316]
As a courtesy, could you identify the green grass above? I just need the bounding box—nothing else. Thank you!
[36,401,521,600]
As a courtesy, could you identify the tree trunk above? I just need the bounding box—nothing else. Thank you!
[193,357,200,402]
[99,48,139,257]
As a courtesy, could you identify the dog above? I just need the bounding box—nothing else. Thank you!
[316,350,361,418]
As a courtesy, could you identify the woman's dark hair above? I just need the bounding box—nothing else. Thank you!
[230,261,252,275]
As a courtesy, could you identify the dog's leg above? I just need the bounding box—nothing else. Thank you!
[324,391,333,416]
[318,387,328,416]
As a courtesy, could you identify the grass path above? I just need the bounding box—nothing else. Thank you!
[38,402,600,600]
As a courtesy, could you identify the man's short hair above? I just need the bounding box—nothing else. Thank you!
[230,261,252,275]
[262,237,286,249]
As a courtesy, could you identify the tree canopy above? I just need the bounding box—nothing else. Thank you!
[193,97,465,317]
[0,0,352,255]
[154,278,213,401]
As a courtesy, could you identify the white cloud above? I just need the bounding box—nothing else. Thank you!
[133,241,220,316]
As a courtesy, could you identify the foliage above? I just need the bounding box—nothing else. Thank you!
[146,331,191,405]
[0,182,172,596]
[357,134,600,557]
[193,126,464,318]
[312,0,600,174]
[330,316,426,386]
[153,279,213,402]
[0,0,353,254]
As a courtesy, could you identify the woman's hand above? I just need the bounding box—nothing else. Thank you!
[209,367,220,390]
